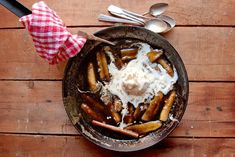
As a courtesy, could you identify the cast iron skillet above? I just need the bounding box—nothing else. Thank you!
[63,26,189,152]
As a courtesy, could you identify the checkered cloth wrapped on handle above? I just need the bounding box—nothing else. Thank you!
[19,1,87,64]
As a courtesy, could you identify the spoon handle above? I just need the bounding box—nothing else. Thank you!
[98,14,140,25]
[142,11,149,16]
[77,31,115,46]
[108,5,145,24]
[121,7,148,19]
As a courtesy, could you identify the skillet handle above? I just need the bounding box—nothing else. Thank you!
[0,0,32,18]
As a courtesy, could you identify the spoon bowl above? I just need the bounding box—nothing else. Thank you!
[143,3,168,16]
[158,15,176,32]
[145,19,168,33]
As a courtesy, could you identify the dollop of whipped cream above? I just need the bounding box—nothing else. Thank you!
[103,43,178,127]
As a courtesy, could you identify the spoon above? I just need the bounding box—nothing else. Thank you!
[77,31,115,46]
[98,14,170,34]
[108,5,168,33]
[144,19,169,33]
[98,14,140,25]
[157,15,176,32]
[143,3,168,16]
[142,4,176,32]
[143,3,176,33]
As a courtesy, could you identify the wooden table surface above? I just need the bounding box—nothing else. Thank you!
[0,0,234,156]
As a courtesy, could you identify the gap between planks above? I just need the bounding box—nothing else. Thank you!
[0,25,234,30]
[0,132,234,139]
[0,79,235,83]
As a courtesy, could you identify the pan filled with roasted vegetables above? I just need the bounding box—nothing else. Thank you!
[63,26,189,151]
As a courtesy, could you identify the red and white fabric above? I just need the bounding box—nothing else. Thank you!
[19,1,87,64]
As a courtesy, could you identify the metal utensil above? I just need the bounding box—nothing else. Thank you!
[143,3,168,16]
[98,14,173,34]
[158,15,176,32]
[108,5,144,24]
[144,20,169,33]
[108,5,148,20]
[142,3,175,32]
[108,5,168,33]
[98,14,140,25]
[77,31,115,46]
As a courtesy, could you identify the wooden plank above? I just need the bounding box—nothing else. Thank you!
[171,121,235,137]
[164,27,235,81]
[0,0,235,28]
[0,27,234,80]
[0,27,97,80]
[0,134,234,157]
[0,81,77,134]
[0,81,234,137]
[184,82,235,121]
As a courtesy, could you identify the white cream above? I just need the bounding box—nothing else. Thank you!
[103,43,178,128]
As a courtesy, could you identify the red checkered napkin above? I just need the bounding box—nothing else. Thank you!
[19,1,87,64]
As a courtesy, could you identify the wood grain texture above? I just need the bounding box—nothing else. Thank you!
[0,27,234,80]
[0,0,235,28]
[0,81,234,137]
[0,134,234,157]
